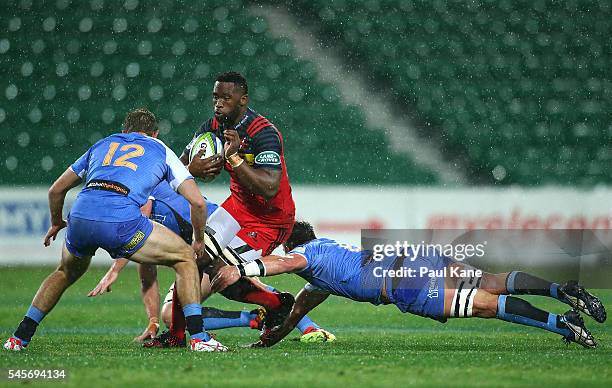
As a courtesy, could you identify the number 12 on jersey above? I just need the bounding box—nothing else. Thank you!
[102,142,145,171]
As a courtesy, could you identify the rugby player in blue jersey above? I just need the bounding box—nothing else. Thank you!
[212,221,606,348]
[88,181,335,344]
[3,108,226,352]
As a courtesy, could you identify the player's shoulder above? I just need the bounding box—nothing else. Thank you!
[299,238,336,253]
[244,107,278,138]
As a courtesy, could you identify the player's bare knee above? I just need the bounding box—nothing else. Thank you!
[472,292,498,318]
[180,245,195,262]
[172,259,194,274]
[170,245,195,266]
[56,263,86,285]
[161,303,172,327]
[480,272,508,294]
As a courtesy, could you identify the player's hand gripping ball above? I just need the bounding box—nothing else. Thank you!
[188,132,223,182]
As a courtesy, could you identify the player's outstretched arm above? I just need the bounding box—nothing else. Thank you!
[134,263,160,342]
[256,287,330,347]
[44,168,82,246]
[210,253,307,293]
[87,258,129,297]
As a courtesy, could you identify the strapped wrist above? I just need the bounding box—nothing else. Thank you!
[227,153,244,168]
[236,259,266,277]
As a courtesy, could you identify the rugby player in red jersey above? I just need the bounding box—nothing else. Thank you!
[146,72,309,347]
[187,71,295,259]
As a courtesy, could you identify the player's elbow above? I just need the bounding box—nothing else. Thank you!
[261,183,279,200]
[48,183,65,198]
[190,196,206,211]
[282,256,305,273]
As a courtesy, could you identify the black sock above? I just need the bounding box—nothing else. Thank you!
[497,295,571,336]
[202,307,242,320]
[504,296,549,322]
[506,271,561,299]
[14,316,39,344]
[185,315,203,336]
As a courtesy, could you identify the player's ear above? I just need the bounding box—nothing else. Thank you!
[150,130,159,138]
[240,94,249,107]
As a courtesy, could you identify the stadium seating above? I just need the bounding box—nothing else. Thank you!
[0,0,437,185]
[285,0,612,185]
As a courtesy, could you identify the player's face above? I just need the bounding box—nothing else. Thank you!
[213,82,247,126]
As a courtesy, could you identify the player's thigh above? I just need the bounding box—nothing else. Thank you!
[58,243,92,282]
[130,222,193,267]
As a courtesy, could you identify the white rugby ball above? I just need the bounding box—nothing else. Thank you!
[188,132,223,182]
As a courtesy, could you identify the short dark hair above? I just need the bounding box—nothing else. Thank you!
[216,71,248,95]
[124,108,157,135]
[284,220,317,252]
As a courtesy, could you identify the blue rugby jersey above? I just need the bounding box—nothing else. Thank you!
[69,132,192,222]
[149,180,218,225]
[290,238,396,305]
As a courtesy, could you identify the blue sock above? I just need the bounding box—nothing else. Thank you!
[26,305,46,324]
[296,315,320,334]
[497,295,570,337]
[202,308,252,330]
[190,332,210,341]
[183,303,210,341]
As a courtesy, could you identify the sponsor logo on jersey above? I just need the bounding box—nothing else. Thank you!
[254,151,280,165]
[124,230,145,251]
[86,179,130,196]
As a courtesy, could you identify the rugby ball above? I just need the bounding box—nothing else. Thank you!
[188,132,223,182]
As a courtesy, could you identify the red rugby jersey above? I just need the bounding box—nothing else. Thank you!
[183,108,295,228]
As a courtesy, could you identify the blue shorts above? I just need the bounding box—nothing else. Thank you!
[206,201,219,216]
[65,215,153,259]
[387,255,451,323]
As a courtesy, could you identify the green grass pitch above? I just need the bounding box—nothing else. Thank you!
[0,266,611,387]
